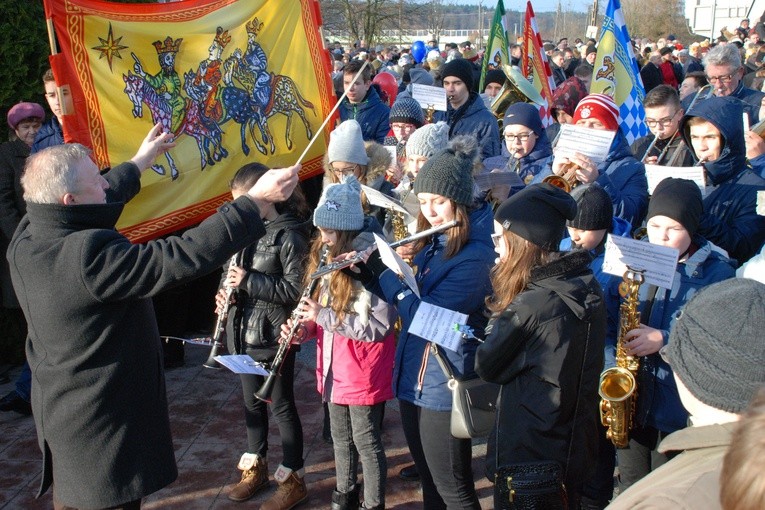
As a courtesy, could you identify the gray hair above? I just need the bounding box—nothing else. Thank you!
[703,44,742,69]
[22,144,92,204]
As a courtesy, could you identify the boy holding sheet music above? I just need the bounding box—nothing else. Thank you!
[615,178,736,494]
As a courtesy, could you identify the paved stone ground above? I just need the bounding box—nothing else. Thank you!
[0,342,495,509]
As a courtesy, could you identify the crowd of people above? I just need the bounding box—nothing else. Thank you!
[2,15,765,510]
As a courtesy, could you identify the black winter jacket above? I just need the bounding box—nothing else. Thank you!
[225,213,311,361]
[475,250,606,492]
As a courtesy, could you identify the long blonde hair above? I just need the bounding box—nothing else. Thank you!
[305,230,360,324]
[487,230,553,314]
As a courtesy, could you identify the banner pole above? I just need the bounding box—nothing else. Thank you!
[46,18,58,55]
[295,60,370,166]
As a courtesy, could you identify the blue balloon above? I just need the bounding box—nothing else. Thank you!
[411,40,426,63]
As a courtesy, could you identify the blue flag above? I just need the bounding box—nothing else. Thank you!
[590,0,647,144]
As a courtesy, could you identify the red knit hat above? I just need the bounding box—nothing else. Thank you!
[572,93,620,131]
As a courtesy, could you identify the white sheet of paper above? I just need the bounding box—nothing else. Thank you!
[384,145,398,161]
[214,355,270,375]
[412,83,448,111]
[602,235,679,289]
[757,190,765,216]
[374,233,420,297]
[555,124,616,164]
[361,184,412,218]
[409,302,468,352]
[645,164,706,195]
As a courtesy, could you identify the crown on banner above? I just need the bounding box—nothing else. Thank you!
[153,36,183,55]
[246,18,264,36]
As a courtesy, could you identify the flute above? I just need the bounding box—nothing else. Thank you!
[309,220,459,280]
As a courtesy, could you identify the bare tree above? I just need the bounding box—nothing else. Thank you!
[620,0,688,41]
[320,0,402,47]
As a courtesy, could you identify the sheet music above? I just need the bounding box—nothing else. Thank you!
[555,124,616,164]
[374,233,420,297]
[412,84,448,111]
[645,164,706,195]
[602,235,679,289]
[214,355,270,375]
[361,185,412,219]
[409,302,468,352]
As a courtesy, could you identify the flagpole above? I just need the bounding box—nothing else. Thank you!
[295,60,369,166]
[46,18,58,55]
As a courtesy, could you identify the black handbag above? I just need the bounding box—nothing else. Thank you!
[495,461,567,510]
[431,343,499,439]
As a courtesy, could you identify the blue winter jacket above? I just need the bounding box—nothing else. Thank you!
[339,86,390,143]
[560,216,632,369]
[482,130,553,183]
[680,96,765,264]
[534,130,649,230]
[377,201,495,410]
[434,93,501,160]
[31,117,64,153]
[636,238,735,433]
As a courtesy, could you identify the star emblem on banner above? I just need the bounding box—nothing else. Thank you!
[92,23,128,72]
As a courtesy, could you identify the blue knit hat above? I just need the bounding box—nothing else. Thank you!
[389,97,425,127]
[502,102,544,137]
[313,175,365,231]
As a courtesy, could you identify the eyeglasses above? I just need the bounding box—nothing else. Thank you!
[706,73,736,84]
[332,165,358,176]
[644,110,679,128]
[504,132,534,142]
[491,233,503,248]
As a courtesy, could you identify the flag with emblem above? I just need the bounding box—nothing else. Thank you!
[521,1,555,127]
[479,0,510,92]
[589,0,648,143]
[42,0,332,242]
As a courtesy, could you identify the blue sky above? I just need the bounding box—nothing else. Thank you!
[456,0,590,14]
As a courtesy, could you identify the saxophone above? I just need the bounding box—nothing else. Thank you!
[598,267,645,448]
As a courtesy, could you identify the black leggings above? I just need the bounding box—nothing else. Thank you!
[240,348,303,470]
[399,400,480,510]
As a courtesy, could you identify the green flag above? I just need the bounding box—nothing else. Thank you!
[479,0,509,91]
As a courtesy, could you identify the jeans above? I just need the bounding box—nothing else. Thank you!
[399,400,480,510]
[616,424,674,492]
[15,361,31,402]
[329,401,386,508]
[239,348,303,470]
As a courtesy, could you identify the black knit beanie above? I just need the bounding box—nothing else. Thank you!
[440,58,475,91]
[568,184,613,231]
[389,97,425,128]
[647,178,703,236]
[665,278,765,414]
[485,69,506,88]
[495,183,578,250]
[413,136,477,205]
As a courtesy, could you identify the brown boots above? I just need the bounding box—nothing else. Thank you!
[260,465,308,510]
[228,453,269,502]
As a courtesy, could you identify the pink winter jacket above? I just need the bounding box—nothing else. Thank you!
[304,281,396,406]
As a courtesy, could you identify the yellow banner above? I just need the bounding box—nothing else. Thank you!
[45,0,333,242]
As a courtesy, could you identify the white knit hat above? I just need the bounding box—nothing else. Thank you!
[327,120,370,166]
[405,121,449,158]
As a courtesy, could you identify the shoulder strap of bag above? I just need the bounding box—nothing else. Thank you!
[430,343,456,381]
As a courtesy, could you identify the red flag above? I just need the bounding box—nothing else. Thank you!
[42,0,333,242]
[521,1,556,126]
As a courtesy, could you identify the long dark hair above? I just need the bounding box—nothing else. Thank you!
[230,163,311,221]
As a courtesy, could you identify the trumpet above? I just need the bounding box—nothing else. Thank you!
[542,161,580,193]
[309,220,459,280]
[254,246,330,403]
[203,253,241,369]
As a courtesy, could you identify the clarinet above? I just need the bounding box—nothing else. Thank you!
[203,253,241,369]
[254,246,329,402]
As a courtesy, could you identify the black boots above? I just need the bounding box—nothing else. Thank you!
[330,484,359,510]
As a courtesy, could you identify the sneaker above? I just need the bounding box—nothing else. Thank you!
[398,464,419,482]
[0,391,31,416]
[228,453,269,502]
[260,465,308,510]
